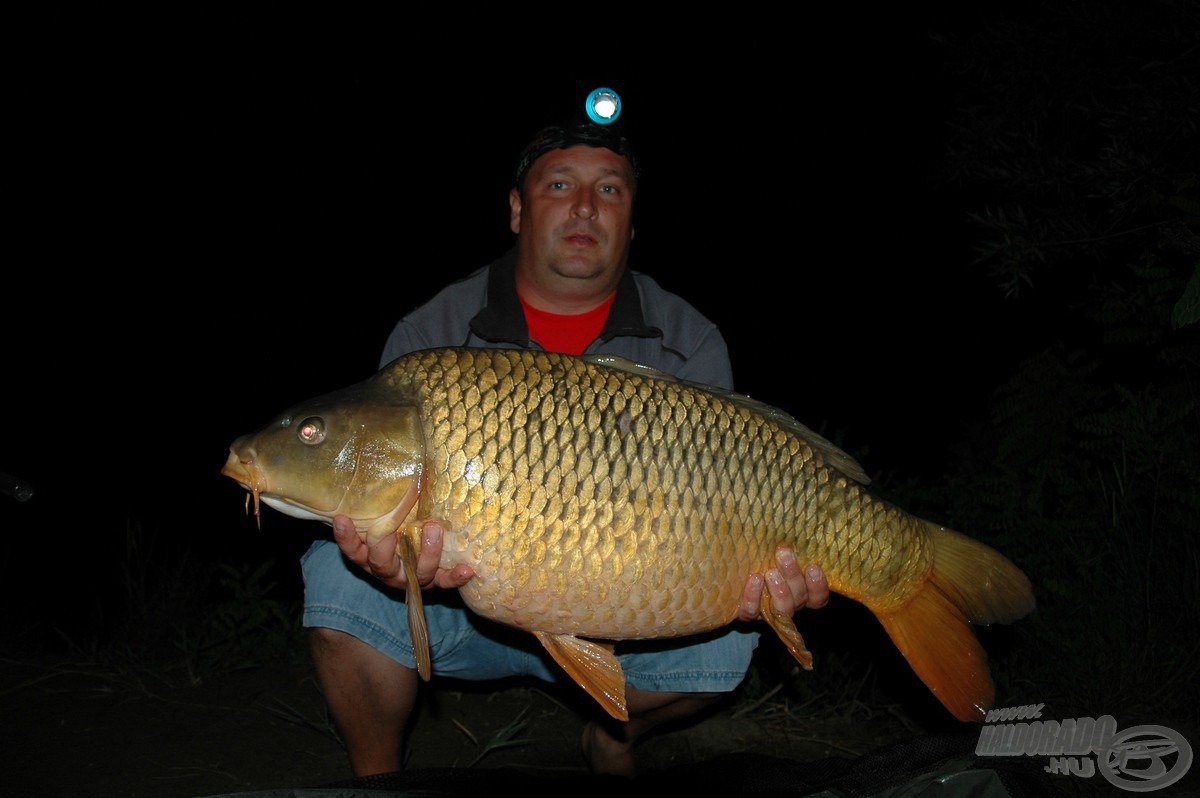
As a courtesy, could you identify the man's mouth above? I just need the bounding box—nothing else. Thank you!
[565,232,598,246]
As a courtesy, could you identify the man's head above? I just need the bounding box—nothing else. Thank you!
[514,121,639,199]
[509,125,638,313]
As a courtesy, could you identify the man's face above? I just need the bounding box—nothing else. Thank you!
[509,145,635,300]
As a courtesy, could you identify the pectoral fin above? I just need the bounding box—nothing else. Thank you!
[761,587,814,670]
[534,631,628,721]
[396,527,431,681]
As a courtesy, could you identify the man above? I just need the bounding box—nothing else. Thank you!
[301,113,829,778]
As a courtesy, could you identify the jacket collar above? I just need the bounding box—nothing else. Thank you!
[469,248,661,346]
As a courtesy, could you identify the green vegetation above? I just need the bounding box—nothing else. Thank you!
[63,519,307,689]
[887,0,1198,725]
[743,0,1199,736]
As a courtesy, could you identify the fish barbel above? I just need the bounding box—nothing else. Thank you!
[222,347,1035,722]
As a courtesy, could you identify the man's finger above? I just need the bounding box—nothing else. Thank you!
[417,521,443,585]
[775,546,806,610]
[331,515,366,564]
[740,572,764,620]
[765,567,796,615]
[365,532,402,579]
[804,564,829,609]
[434,563,477,590]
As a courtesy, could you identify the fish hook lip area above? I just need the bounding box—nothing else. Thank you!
[222,449,268,526]
[221,449,258,485]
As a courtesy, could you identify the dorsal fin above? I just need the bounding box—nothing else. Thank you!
[583,354,870,485]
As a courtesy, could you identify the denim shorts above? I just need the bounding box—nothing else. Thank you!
[300,539,760,692]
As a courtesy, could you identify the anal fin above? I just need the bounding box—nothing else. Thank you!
[760,586,814,670]
[396,527,431,681]
[534,631,628,721]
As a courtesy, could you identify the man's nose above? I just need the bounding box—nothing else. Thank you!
[573,188,596,219]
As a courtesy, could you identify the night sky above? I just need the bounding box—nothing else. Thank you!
[1,19,1071,627]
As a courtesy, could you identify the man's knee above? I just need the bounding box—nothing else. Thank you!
[309,626,363,663]
[309,627,418,692]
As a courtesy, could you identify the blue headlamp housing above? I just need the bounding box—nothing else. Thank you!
[585,87,622,125]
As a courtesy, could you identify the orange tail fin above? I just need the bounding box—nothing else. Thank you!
[874,524,1036,722]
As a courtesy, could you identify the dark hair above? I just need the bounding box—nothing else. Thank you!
[514,121,639,193]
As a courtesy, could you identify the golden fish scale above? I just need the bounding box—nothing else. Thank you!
[382,349,932,639]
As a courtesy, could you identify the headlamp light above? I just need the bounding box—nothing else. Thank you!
[585,87,622,125]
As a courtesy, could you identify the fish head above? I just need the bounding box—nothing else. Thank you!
[222,380,424,538]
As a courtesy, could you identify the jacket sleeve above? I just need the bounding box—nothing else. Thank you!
[671,324,735,391]
[379,321,433,369]
[377,267,493,369]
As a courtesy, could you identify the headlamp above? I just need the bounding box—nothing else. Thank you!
[514,86,637,189]
[585,87,622,125]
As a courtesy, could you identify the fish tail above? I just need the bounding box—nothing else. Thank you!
[873,523,1036,723]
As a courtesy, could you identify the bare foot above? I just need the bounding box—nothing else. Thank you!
[580,720,636,778]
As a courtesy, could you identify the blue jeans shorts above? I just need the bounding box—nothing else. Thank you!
[301,539,760,692]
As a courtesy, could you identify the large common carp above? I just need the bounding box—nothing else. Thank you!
[222,347,1035,723]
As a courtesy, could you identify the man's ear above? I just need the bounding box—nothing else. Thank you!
[509,187,522,234]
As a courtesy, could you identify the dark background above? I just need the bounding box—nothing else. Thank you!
[1,11,1197,797]
[0,11,1169,640]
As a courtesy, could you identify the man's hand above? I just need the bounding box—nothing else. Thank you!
[331,515,475,591]
[738,545,828,621]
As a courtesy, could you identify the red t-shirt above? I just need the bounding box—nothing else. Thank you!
[520,292,617,356]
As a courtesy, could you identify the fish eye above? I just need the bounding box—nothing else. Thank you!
[296,416,326,445]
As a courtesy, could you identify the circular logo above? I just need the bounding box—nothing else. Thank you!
[1099,725,1192,792]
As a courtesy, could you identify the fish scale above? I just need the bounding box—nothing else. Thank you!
[223,346,1036,722]
[390,348,922,635]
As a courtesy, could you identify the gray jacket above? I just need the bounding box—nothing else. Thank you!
[380,248,734,391]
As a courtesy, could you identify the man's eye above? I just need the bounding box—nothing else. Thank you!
[550,180,568,189]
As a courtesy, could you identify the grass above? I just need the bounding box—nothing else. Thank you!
[454,706,535,767]
[260,692,345,750]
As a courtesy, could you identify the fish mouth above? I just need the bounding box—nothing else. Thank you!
[222,448,266,526]
[222,454,339,526]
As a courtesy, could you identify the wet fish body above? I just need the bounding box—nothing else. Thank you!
[222,347,1035,722]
